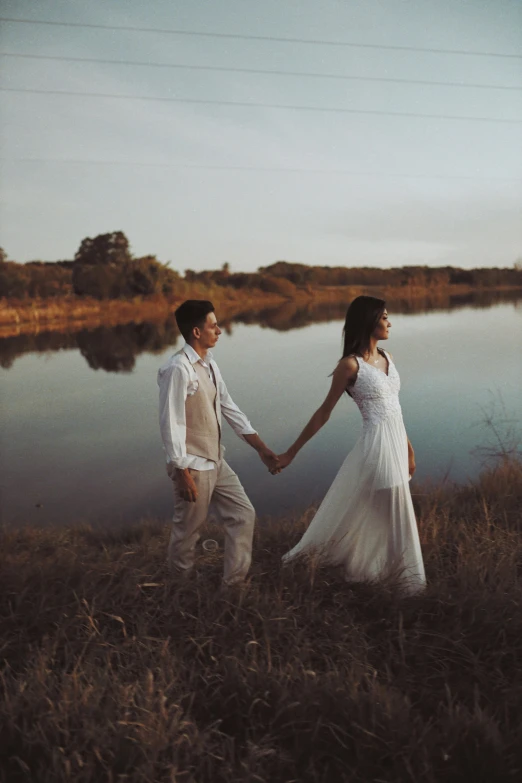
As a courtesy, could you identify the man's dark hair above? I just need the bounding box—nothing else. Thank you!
[175,300,215,341]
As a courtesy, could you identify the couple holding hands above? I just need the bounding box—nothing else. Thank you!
[158,298,425,594]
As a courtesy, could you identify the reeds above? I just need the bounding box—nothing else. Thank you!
[1,458,522,782]
[0,288,285,339]
[3,283,521,340]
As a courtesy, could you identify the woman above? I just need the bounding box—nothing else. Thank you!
[277,296,426,594]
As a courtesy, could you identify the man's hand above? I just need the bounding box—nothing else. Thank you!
[175,468,198,502]
[259,447,280,473]
[271,451,293,474]
[242,433,281,473]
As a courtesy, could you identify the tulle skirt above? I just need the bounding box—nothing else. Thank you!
[283,411,426,594]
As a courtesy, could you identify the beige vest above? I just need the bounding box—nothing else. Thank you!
[185,358,221,462]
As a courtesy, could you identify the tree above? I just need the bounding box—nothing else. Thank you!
[73,231,133,297]
[74,231,131,267]
[129,256,180,296]
[72,231,181,299]
[259,276,296,296]
[73,232,130,298]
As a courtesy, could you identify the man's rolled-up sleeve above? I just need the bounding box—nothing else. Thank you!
[216,367,257,439]
[158,362,191,469]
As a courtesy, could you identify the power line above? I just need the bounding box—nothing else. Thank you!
[2,158,521,182]
[1,17,522,59]
[2,87,521,124]
[3,52,521,92]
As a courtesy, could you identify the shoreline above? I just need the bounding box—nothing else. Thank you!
[0,290,288,339]
[1,284,521,339]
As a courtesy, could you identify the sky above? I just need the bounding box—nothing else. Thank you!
[1,0,521,271]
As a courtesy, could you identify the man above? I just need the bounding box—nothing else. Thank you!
[158,300,279,586]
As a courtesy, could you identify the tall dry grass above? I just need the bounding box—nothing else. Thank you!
[0,288,286,339]
[1,458,522,782]
[3,283,521,340]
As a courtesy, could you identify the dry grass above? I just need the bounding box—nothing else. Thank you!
[1,458,522,782]
[3,284,520,339]
[0,289,286,339]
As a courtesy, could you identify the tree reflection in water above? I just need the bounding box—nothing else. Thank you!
[0,316,180,371]
[1,289,520,371]
[77,318,180,372]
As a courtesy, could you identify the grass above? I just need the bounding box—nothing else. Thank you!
[0,289,286,338]
[3,283,521,340]
[1,458,522,782]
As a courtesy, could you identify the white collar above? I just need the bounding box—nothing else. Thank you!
[183,343,213,366]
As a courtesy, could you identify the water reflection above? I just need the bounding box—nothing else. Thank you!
[1,316,180,372]
[1,301,520,528]
[0,331,78,369]
[1,289,520,371]
[77,318,180,372]
[233,289,522,331]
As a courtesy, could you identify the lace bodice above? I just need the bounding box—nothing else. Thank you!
[350,351,402,426]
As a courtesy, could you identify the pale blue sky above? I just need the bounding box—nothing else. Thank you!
[1,0,521,270]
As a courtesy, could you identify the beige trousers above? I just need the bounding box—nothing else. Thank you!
[168,459,255,585]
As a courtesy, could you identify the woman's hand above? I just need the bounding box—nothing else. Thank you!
[271,451,293,474]
[407,441,416,478]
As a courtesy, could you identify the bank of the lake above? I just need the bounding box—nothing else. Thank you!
[2,283,522,338]
[1,457,521,782]
[0,289,286,339]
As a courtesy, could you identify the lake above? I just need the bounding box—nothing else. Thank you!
[1,295,521,528]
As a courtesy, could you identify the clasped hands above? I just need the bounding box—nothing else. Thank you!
[172,441,292,502]
[259,448,293,476]
[243,433,292,477]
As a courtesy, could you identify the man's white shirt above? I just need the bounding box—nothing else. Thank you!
[158,343,257,472]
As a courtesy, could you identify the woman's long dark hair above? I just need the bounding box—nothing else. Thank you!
[342,295,386,358]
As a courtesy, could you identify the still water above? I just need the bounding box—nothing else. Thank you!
[1,298,521,528]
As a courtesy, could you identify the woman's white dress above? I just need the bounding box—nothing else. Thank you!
[282,351,426,594]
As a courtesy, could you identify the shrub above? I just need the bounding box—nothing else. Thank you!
[258,275,296,296]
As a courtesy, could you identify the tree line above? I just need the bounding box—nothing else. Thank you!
[0,233,180,300]
[1,232,521,300]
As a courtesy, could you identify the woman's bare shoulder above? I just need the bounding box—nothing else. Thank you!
[335,355,359,376]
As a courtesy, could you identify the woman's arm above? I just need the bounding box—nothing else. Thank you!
[276,357,358,471]
[384,349,414,476]
[407,438,416,477]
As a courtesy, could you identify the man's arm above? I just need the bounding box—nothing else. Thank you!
[158,360,199,501]
[158,361,190,468]
[242,432,280,472]
[214,363,279,471]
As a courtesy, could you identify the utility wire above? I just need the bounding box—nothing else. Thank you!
[2,87,520,124]
[1,17,522,59]
[3,159,521,182]
[2,52,521,92]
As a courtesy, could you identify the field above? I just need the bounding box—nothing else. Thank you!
[1,457,521,782]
